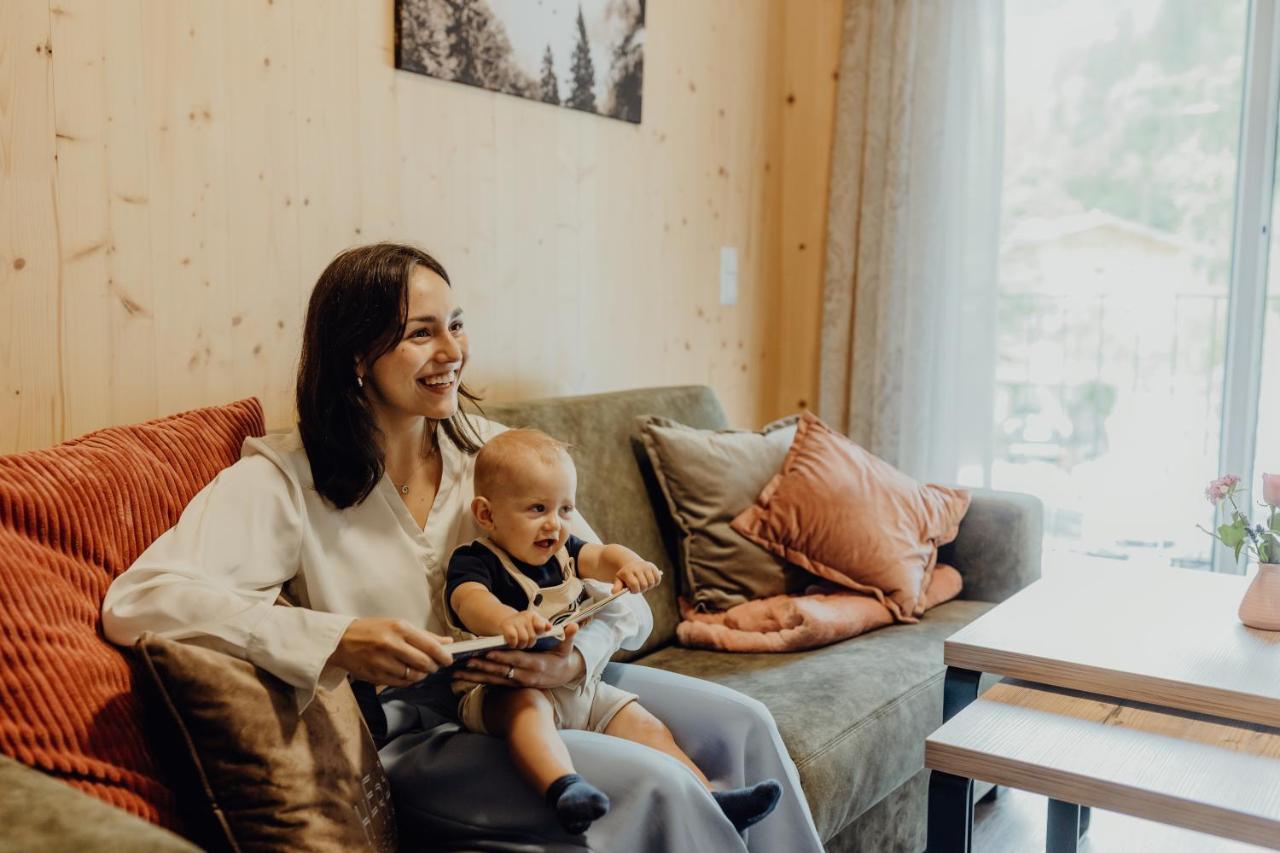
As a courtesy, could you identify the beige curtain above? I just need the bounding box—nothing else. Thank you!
[820,0,1004,484]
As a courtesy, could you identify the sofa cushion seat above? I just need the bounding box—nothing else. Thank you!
[634,598,995,841]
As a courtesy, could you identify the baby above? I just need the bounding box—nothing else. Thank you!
[444,429,782,836]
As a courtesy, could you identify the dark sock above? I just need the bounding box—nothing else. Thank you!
[545,773,610,835]
[712,779,783,831]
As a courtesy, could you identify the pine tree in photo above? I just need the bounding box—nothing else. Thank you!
[605,0,644,122]
[443,0,483,85]
[397,0,450,75]
[566,5,597,113]
[441,0,533,96]
[539,44,560,105]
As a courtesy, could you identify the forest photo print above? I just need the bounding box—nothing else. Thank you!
[396,0,646,123]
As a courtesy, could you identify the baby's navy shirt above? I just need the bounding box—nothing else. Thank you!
[445,534,589,626]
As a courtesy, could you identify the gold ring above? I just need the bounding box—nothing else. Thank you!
[404,665,411,680]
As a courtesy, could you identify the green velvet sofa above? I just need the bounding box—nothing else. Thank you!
[2,385,1040,852]
[486,386,1040,853]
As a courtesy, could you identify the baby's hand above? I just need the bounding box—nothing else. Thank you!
[499,611,552,649]
[613,560,662,594]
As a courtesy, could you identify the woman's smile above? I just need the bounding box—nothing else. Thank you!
[418,368,460,395]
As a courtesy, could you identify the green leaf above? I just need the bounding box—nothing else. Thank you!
[1218,522,1246,549]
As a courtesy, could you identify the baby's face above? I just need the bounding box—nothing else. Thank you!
[484,453,578,565]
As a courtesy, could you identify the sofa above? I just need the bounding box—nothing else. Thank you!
[0,384,1041,852]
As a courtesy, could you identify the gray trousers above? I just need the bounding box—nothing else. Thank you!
[379,662,823,852]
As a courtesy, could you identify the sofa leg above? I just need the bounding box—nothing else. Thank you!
[926,770,973,853]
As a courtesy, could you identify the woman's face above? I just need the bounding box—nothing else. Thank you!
[362,265,468,425]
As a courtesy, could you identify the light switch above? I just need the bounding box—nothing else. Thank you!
[719,246,738,305]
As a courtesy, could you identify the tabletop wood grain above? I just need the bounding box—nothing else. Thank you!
[945,564,1280,726]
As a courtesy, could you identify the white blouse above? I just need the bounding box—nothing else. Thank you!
[101,416,652,710]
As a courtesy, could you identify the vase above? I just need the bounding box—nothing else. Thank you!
[1239,563,1280,631]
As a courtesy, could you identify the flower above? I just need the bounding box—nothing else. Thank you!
[1201,474,1280,565]
[1263,473,1280,508]
[1204,474,1241,505]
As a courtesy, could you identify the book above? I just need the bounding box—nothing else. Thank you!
[387,589,634,694]
[444,587,631,660]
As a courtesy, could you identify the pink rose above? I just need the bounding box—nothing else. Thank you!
[1205,474,1241,505]
[1264,473,1280,508]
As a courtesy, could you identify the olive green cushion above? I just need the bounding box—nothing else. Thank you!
[0,753,198,853]
[634,415,801,611]
[635,598,995,840]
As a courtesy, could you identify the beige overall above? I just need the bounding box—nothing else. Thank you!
[446,538,637,735]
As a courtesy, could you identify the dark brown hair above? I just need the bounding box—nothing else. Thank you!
[296,243,484,508]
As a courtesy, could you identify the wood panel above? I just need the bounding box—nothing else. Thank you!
[927,681,1280,850]
[0,0,841,453]
[1,0,62,452]
[768,0,844,422]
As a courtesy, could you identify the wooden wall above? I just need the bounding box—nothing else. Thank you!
[0,0,841,454]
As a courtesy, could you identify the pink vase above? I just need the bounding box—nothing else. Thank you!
[1239,563,1280,631]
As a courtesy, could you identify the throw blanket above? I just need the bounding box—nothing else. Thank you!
[677,565,963,653]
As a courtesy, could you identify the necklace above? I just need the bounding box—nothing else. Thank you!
[393,441,438,496]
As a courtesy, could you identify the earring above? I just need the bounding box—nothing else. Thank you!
[356,375,364,388]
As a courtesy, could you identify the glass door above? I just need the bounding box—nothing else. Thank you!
[998,0,1250,574]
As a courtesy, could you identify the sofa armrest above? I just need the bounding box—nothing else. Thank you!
[938,488,1044,604]
[0,755,198,852]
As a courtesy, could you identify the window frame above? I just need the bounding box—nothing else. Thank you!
[1216,0,1280,572]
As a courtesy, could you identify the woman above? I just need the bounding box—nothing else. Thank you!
[103,243,822,851]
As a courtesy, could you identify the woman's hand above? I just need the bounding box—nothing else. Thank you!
[613,559,662,594]
[453,622,585,689]
[328,617,454,687]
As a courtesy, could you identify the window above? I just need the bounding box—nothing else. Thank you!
[998,0,1252,573]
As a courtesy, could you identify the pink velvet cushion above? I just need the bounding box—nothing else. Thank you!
[0,399,265,831]
[731,412,970,622]
[678,565,964,652]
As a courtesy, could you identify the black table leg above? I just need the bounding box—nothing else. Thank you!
[1047,798,1081,853]
[926,667,985,852]
[942,666,982,722]
[1079,806,1092,838]
[926,771,974,853]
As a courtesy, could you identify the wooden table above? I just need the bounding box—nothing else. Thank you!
[925,565,1280,852]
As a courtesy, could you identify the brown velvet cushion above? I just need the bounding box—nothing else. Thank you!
[0,397,264,833]
[731,412,970,622]
[636,415,801,611]
[135,634,397,853]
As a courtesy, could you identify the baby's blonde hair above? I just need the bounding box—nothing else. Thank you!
[474,429,573,498]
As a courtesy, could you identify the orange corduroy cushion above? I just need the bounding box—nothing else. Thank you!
[0,398,265,832]
[731,412,970,623]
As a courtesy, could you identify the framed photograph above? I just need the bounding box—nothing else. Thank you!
[395,0,645,124]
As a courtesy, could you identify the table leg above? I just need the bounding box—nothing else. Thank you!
[926,667,983,852]
[1047,798,1081,853]
[943,666,982,722]
[926,771,974,853]
[1079,806,1092,838]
